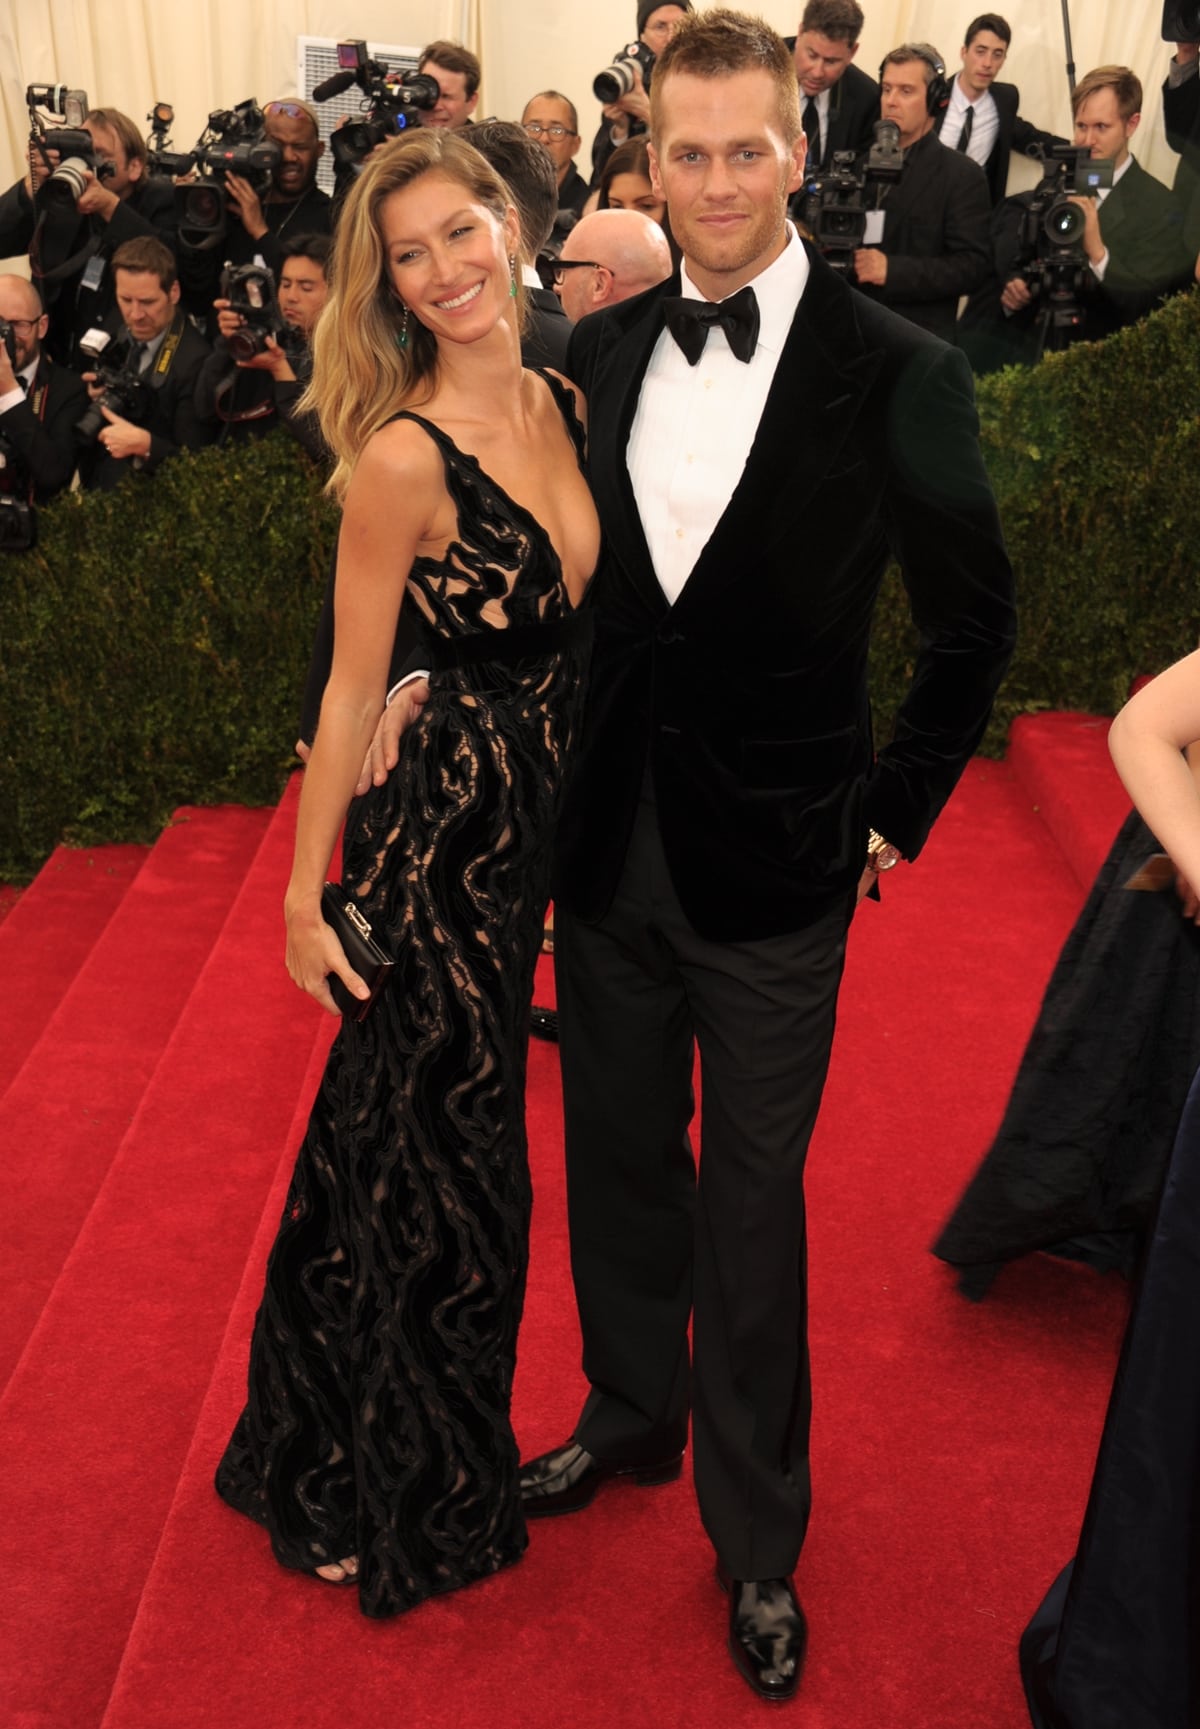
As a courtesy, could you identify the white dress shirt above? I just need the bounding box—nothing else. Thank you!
[627,226,810,605]
[940,77,999,170]
[0,357,38,418]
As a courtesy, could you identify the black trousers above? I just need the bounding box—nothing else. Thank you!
[556,785,852,1579]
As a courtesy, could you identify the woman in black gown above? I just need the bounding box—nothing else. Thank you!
[215,130,598,1617]
[1019,650,1200,1729]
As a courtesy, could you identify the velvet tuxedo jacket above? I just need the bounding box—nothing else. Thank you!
[555,246,1016,944]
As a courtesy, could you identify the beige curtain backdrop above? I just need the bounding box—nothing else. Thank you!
[0,0,1183,261]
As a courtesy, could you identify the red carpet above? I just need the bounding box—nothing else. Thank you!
[1,724,1137,1729]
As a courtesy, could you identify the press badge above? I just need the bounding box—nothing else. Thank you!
[863,211,886,246]
[80,255,106,293]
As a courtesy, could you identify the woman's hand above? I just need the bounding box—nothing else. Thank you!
[285,893,369,1016]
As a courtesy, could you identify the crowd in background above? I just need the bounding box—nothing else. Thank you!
[1,0,1198,521]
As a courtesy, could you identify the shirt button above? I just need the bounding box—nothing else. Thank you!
[675,527,685,539]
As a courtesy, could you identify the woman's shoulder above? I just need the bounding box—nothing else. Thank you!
[358,411,446,485]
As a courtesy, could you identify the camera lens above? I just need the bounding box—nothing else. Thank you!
[1045,200,1085,246]
[594,61,636,104]
[43,156,90,208]
[183,182,223,229]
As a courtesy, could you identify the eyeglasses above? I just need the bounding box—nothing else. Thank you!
[523,122,577,140]
[550,260,601,286]
[3,317,39,333]
[265,100,319,129]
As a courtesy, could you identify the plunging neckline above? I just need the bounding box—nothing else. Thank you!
[398,373,595,610]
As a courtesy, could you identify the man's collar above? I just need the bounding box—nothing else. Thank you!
[678,221,809,354]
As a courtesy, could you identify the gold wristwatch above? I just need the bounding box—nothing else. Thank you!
[866,828,902,873]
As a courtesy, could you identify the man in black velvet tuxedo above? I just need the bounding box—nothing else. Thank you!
[935,14,1065,206]
[517,8,1016,1704]
[786,0,879,178]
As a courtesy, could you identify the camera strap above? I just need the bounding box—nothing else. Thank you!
[148,313,186,383]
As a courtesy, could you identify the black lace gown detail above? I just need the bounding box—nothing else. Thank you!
[216,379,592,1618]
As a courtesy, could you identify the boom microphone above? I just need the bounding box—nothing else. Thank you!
[312,68,358,103]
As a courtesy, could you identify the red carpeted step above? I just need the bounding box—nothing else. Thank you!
[0,806,272,1396]
[0,842,148,1101]
[0,777,333,1729]
[1007,711,1130,893]
[92,760,1128,1729]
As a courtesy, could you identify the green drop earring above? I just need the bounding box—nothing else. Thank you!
[398,303,410,349]
[509,254,517,299]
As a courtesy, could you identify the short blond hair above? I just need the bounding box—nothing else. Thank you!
[650,8,802,146]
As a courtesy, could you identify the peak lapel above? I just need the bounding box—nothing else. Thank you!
[673,250,884,620]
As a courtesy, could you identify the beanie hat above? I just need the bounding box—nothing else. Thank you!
[637,0,693,37]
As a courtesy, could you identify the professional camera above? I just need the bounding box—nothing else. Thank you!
[1016,144,1114,353]
[74,350,154,444]
[175,101,283,249]
[1163,1,1200,42]
[314,40,439,178]
[219,262,297,361]
[0,318,17,368]
[0,494,38,552]
[25,83,113,211]
[144,101,195,180]
[797,120,904,271]
[594,40,656,105]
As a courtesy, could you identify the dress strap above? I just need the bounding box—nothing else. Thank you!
[532,368,587,464]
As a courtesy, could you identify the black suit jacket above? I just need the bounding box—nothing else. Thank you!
[555,247,1016,943]
[79,314,214,491]
[936,81,1067,206]
[855,130,992,342]
[784,48,880,172]
[0,356,87,502]
[523,286,573,372]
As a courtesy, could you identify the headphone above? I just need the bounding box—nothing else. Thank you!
[878,43,952,116]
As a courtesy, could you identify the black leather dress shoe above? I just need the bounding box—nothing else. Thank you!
[529,1006,559,1042]
[718,1567,807,1703]
[519,1439,682,1517]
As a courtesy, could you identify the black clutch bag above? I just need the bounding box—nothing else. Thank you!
[320,882,394,1021]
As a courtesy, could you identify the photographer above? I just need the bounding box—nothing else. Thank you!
[0,274,86,504]
[78,235,212,491]
[787,0,879,177]
[850,45,991,342]
[935,15,1066,206]
[0,105,176,370]
[194,233,330,461]
[179,99,331,326]
[416,42,481,130]
[590,2,692,184]
[965,66,1189,367]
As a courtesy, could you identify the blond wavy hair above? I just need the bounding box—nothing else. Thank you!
[305,130,523,500]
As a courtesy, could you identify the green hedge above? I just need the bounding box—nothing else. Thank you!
[0,435,337,880]
[2,290,1198,882]
[869,288,1200,747]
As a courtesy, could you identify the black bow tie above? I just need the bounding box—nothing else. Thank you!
[663,285,761,365]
